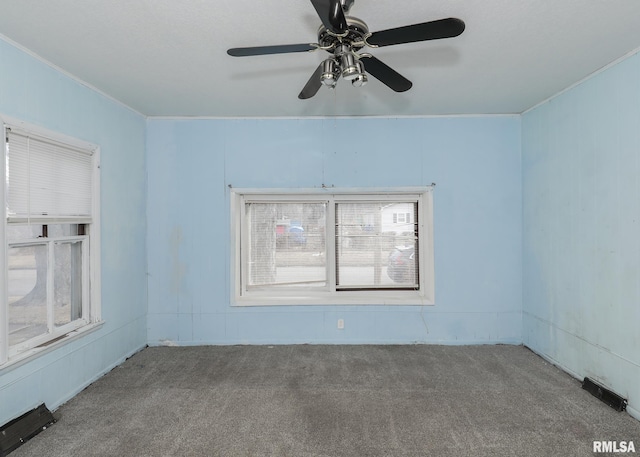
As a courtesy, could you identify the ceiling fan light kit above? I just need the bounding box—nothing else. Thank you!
[320,58,339,87]
[227,0,465,99]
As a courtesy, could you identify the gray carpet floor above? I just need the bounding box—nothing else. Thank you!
[10,345,640,456]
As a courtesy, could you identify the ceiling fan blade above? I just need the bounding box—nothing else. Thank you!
[359,55,412,92]
[367,18,465,47]
[227,44,317,57]
[299,64,325,99]
[310,0,347,34]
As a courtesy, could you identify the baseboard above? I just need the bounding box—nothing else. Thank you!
[148,338,524,347]
[49,343,147,412]
[524,344,639,423]
[523,345,583,381]
[627,405,640,422]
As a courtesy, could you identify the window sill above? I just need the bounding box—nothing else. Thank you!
[233,291,434,307]
[0,321,104,374]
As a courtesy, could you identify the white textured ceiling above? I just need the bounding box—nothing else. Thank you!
[1,0,640,117]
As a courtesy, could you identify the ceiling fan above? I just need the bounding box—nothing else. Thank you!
[227,0,465,99]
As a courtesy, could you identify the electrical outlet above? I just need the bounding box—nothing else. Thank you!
[337,318,344,329]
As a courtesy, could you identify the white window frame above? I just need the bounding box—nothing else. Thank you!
[231,187,434,306]
[0,116,102,367]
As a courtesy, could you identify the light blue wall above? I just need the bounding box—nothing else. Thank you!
[522,52,640,417]
[146,116,522,345]
[0,38,148,424]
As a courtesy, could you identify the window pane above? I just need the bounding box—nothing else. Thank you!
[48,224,80,237]
[247,202,326,288]
[54,241,83,327]
[8,245,48,346]
[6,223,80,242]
[6,224,43,242]
[336,202,418,289]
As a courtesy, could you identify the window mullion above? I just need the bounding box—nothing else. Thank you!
[327,198,337,293]
[82,238,90,322]
[241,197,249,295]
[47,240,55,333]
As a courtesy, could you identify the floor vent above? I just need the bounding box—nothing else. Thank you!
[582,377,628,412]
[0,404,56,457]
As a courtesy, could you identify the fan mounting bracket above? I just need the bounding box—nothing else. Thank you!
[340,0,355,14]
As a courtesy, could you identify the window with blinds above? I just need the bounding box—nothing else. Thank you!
[335,201,418,290]
[1,119,101,366]
[246,202,327,289]
[233,188,434,306]
[6,128,94,222]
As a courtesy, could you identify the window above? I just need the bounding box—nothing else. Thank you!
[1,118,101,365]
[231,188,434,305]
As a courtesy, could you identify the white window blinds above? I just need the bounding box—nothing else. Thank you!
[6,129,94,221]
[245,202,327,289]
[335,201,419,290]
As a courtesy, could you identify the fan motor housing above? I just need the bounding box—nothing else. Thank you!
[318,17,369,52]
